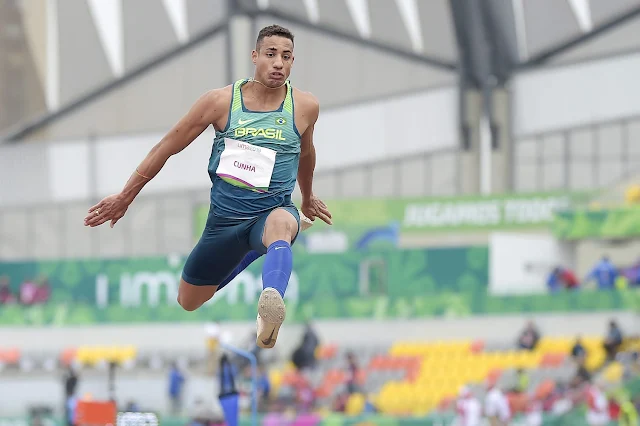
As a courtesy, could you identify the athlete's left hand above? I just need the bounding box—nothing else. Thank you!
[301,195,332,225]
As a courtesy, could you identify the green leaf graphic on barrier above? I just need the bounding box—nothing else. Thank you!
[61,261,83,289]
[457,273,481,294]
[467,246,489,271]
[345,297,376,318]
[387,250,431,296]
[569,212,592,239]
[553,207,640,240]
[442,293,473,317]
[67,304,98,324]
[0,305,27,325]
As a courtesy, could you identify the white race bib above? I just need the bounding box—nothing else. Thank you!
[216,138,276,192]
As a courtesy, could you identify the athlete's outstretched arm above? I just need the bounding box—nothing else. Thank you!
[298,98,332,225]
[84,89,225,228]
[297,131,316,201]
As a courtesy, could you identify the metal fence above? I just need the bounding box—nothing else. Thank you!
[513,115,640,193]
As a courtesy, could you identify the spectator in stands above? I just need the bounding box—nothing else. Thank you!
[572,357,592,386]
[205,321,230,375]
[291,322,320,371]
[603,319,624,362]
[618,395,638,426]
[63,365,79,397]
[622,259,640,287]
[124,401,140,412]
[515,368,530,393]
[363,393,378,414]
[345,351,360,394]
[0,276,16,304]
[517,321,541,351]
[571,336,587,361]
[63,365,79,425]
[34,277,51,303]
[584,256,618,290]
[455,386,481,426]
[65,395,78,426]
[257,365,271,412]
[547,382,574,416]
[626,352,640,379]
[168,362,186,415]
[484,378,510,426]
[19,278,39,305]
[294,374,315,412]
[584,378,610,426]
[332,387,350,413]
[524,394,543,426]
[547,266,579,292]
[189,398,225,426]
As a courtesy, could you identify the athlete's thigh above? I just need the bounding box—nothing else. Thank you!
[248,206,300,254]
[182,216,250,287]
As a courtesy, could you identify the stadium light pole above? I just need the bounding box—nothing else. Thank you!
[220,342,258,426]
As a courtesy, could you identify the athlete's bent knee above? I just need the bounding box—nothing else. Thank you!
[263,210,298,246]
[272,217,295,236]
[177,294,202,312]
[177,279,218,312]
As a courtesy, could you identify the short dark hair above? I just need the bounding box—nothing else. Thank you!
[256,25,294,50]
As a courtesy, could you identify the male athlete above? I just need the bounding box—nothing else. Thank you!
[84,25,332,349]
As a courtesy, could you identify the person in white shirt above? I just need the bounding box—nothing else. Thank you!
[205,321,231,375]
[484,380,511,426]
[585,379,610,426]
[455,386,482,426]
[524,394,543,426]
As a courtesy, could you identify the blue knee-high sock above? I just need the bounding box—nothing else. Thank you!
[262,240,293,298]
[218,250,262,291]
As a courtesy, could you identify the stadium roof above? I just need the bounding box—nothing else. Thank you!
[256,0,640,67]
[2,0,640,141]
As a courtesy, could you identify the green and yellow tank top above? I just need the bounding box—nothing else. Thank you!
[208,78,302,218]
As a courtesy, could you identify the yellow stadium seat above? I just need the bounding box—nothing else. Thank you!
[345,393,366,416]
[389,343,405,356]
[92,346,110,363]
[603,362,624,383]
[104,347,119,362]
[521,352,542,368]
[586,350,606,371]
[75,347,90,364]
[76,346,104,366]
[413,406,430,416]
[625,184,640,204]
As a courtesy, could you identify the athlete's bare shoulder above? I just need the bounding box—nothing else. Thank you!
[200,84,233,131]
[292,88,320,133]
[199,85,232,109]
[293,88,319,112]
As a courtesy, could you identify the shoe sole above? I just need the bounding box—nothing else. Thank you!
[256,288,286,349]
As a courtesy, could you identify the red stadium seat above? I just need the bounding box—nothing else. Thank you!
[470,340,485,353]
[60,347,77,366]
[0,348,20,364]
[540,353,566,367]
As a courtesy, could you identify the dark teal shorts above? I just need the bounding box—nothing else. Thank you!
[181,205,300,286]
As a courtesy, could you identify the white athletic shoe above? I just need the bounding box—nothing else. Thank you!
[256,287,286,349]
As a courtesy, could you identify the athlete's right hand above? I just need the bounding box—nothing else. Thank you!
[84,193,130,228]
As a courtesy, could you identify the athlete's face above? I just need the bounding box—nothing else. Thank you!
[252,36,294,88]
